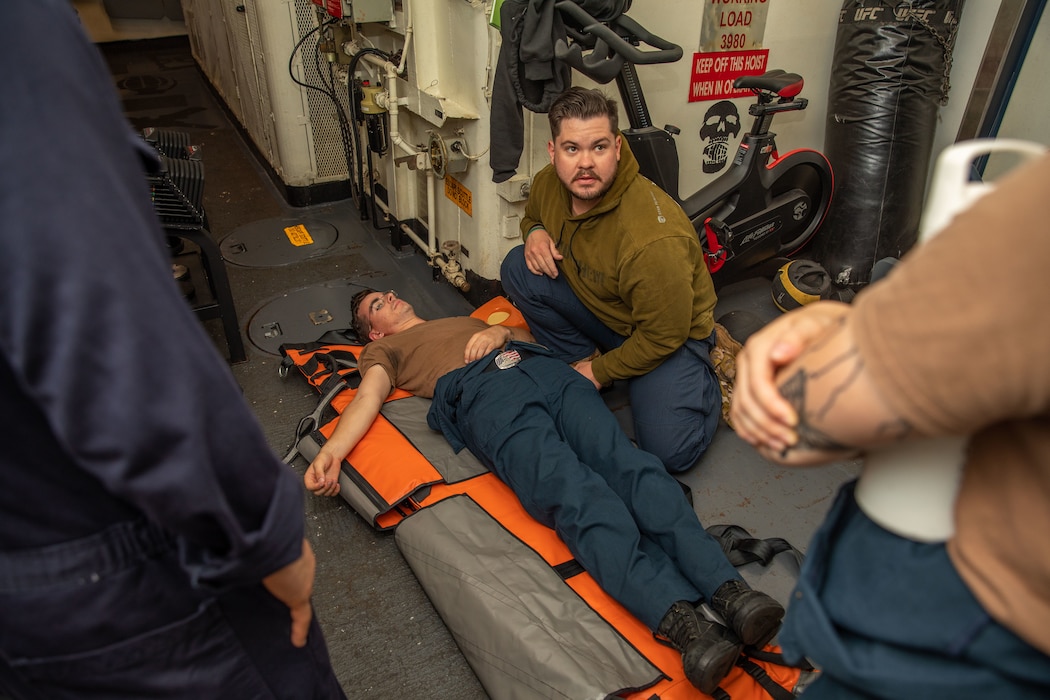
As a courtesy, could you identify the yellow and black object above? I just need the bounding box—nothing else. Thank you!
[771,259,831,313]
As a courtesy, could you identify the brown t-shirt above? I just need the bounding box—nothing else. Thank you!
[358,316,490,397]
[852,153,1050,654]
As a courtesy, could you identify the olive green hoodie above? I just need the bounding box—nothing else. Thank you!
[521,138,717,386]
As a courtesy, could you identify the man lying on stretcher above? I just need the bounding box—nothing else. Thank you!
[305,289,784,694]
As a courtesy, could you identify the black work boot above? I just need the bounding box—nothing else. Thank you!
[657,601,742,694]
[710,579,785,648]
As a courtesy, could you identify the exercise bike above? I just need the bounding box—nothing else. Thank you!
[555,2,834,286]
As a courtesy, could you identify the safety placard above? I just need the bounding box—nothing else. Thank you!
[444,175,473,217]
[689,49,769,102]
[700,0,770,52]
[283,224,316,247]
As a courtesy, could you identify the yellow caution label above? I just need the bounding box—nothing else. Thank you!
[283,224,315,247]
[444,175,473,217]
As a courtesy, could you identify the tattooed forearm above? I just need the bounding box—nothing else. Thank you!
[806,348,863,422]
[778,369,855,454]
[776,318,871,455]
[762,309,918,462]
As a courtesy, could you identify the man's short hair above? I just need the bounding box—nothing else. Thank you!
[350,287,378,342]
[548,87,619,139]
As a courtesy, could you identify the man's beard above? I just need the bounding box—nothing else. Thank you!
[570,165,616,202]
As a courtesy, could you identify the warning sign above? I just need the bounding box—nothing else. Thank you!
[700,0,770,53]
[444,175,473,217]
[283,224,315,247]
[689,49,769,102]
[690,1,771,103]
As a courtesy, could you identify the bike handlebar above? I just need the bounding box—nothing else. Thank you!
[554,1,683,84]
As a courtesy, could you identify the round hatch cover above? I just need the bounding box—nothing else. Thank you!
[220,217,339,267]
[246,279,373,355]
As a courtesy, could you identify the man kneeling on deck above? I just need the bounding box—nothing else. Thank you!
[305,289,784,693]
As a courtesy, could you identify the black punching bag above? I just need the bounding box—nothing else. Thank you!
[814,1,964,288]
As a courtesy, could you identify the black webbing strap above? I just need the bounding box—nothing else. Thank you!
[553,559,585,580]
[305,350,359,387]
[279,344,360,386]
[747,648,814,672]
[736,657,796,700]
[282,376,350,464]
[706,524,804,573]
[279,346,364,463]
[278,341,339,377]
[710,652,806,700]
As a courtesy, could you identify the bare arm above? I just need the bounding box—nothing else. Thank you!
[305,364,392,496]
[732,301,853,451]
[734,303,914,466]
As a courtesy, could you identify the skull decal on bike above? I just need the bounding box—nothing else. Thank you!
[699,100,741,174]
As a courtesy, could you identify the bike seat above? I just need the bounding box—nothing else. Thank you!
[734,70,804,99]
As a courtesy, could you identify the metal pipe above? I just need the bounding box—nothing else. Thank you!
[352,32,467,292]
[359,52,418,159]
[352,49,433,253]
[425,163,436,254]
[399,222,470,291]
[375,191,469,292]
[398,24,413,75]
[360,51,440,263]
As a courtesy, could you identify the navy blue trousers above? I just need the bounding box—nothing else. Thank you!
[431,353,741,629]
[500,245,721,473]
[0,520,345,700]
[782,482,1050,699]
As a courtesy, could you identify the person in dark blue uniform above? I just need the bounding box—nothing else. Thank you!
[0,3,345,698]
[306,289,785,694]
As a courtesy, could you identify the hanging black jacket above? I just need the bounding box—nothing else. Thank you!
[489,0,570,183]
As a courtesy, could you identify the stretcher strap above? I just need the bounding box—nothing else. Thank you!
[707,524,804,573]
